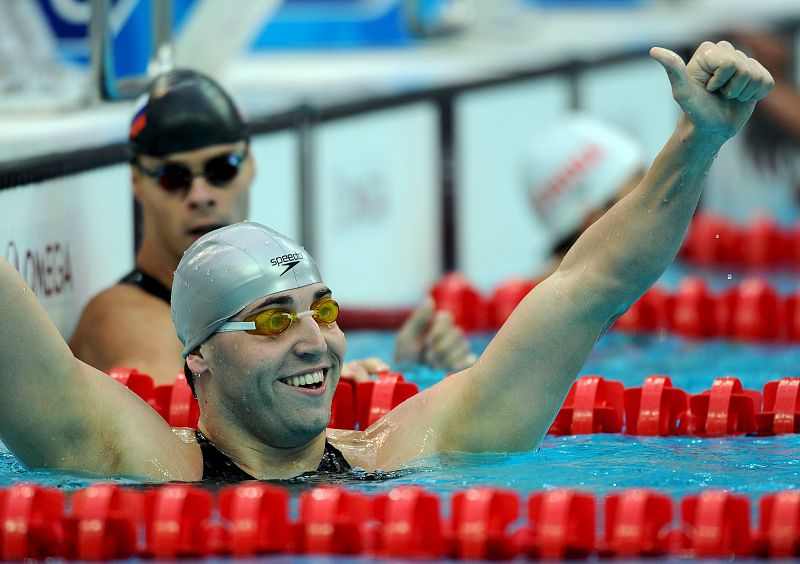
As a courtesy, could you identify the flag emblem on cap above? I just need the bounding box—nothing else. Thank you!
[130,109,147,139]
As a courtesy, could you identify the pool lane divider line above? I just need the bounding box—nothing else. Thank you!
[107,366,800,438]
[3,483,800,559]
[681,214,800,270]
[429,272,799,343]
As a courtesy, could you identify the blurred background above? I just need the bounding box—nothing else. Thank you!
[0,0,799,339]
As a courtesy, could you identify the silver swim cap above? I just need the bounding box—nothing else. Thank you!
[172,221,323,357]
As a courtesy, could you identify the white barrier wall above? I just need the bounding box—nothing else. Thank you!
[454,76,572,292]
[247,130,301,241]
[577,58,680,164]
[311,103,440,308]
[0,164,133,339]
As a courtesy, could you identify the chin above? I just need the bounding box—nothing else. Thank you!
[296,412,331,441]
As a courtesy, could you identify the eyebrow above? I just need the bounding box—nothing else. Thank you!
[154,145,247,168]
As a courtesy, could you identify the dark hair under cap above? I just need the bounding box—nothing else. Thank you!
[129,69,249,157]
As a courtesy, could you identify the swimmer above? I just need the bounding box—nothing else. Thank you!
[525,114,645,277]
[0,41,773,480]
[67,69,475,385]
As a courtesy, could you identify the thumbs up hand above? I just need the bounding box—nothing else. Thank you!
[651,41,773,139]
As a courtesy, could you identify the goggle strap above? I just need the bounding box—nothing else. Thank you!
[295,310,315,319]
[217,321,256,332]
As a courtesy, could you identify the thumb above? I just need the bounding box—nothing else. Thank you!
[399,296,436,337]
[650,47,688,89]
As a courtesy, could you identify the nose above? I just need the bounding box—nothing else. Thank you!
[291,316,327,359]
[185,177,217,212]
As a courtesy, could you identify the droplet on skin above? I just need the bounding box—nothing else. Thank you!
[727,274,733,280]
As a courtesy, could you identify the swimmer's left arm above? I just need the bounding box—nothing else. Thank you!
[441,42,774,454]
[365,41,774,465]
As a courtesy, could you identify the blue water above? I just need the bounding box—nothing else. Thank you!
[5,329,798,502]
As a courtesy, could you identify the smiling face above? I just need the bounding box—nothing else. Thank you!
[187,283,346,449]
[132,140,253,267]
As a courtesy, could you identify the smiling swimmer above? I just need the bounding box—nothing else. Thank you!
[173,222,351,480]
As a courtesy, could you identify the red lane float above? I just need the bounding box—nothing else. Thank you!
[730,278,783,341]
[7,484,800,560]
[64,484,141,561]
[143,484,215,558]
[218,483,292,556]
[297,487,375,555]
[0,484,64,561]
[329,379,357,430]
[686,377,761,436]
[376,486,443,558]
[755,491,800,557]
[431,272,490,332]
[356,372,419,429]
[615,286,673,333]
[449,487,519,560]
[522,489,595,559]
[671,277,716,338]
[681,214,737,267]
[489,279,537,330]
[758,378,800,434]
[107,367,155,401]
[549,376,624,435]
[623,376,689,436]
[602,489,673,557]
[431,271,795,343]
[680,491,752,557]
[785,292,800,342]
[150,374,200,428]
[108,369,200,428]
[681,214,799,269]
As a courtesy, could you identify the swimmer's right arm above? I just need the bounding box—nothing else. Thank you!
[0,257,201,480]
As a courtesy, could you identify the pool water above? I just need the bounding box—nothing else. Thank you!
[3,328,799,505]
[347,329,800,499]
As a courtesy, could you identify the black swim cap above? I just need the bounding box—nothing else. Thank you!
[129,69,249,157]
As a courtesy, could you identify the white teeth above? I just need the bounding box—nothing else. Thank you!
[281,370,325,387]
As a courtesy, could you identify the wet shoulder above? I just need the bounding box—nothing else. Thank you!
[325,428,378,471]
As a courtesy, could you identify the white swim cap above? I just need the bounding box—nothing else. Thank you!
[524,115,645,247]
[172,221,323,357]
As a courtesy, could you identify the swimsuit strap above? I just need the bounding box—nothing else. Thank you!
[195,429,255,481]
[119,268,171,304]
[318,440,352,474]
[195,430,351,482]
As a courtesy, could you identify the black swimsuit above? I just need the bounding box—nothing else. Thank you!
[119,268,171,303]
[195,430,352,481]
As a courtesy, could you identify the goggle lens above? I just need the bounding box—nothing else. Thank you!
[244,297,339,336]
[139,148,247,194]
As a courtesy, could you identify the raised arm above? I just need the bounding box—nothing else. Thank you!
[0,257,199,480]
[366,41,774,467]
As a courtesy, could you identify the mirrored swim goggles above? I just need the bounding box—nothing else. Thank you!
[134,146,249,194]
[216,297,339,337]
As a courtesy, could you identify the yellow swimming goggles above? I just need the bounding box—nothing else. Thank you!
[217,297,339,337]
